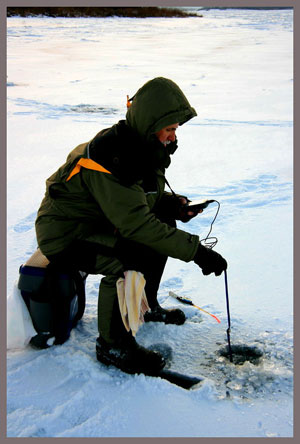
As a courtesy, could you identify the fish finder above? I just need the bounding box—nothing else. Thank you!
[186,199,215,211]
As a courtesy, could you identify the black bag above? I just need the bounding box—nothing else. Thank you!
[18,263,87,349]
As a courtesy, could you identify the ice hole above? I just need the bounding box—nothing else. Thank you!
[219,344,263,365]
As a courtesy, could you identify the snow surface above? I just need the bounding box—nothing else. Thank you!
[7,8,293,437]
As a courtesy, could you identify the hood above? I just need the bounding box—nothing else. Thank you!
[126,77,197,140]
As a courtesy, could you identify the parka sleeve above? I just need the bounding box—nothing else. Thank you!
[81,169,199,262]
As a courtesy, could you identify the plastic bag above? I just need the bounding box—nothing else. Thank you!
[7,281,37,349]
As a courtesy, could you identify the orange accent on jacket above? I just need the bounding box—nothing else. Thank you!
[66,158,112,182]
[126,95,132,109]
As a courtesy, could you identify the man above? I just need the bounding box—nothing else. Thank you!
[35,77,227,376]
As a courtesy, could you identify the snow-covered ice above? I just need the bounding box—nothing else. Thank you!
[7,8,293,437]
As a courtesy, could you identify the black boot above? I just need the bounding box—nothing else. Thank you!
[144,304,186,325]
[96,335,166,376]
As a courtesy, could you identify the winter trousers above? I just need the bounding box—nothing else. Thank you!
[46,218,175,345]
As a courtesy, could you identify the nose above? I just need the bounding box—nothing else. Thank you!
[168,131,176,142]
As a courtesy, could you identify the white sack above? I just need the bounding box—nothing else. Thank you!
[7,282,37,349]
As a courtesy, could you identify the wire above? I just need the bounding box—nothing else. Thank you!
[200,200,220,249]
[164,176,221,249]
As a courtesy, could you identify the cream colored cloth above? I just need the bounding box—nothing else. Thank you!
[116,270,150,336]
[25,248,49,268]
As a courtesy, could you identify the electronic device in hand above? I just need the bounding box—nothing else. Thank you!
[187,199,215,211]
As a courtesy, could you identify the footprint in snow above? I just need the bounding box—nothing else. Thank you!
[13,212,36,233]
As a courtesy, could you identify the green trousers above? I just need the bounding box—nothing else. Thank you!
[47,238,168,344]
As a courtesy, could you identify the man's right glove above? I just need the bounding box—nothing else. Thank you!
[193,243,227,276]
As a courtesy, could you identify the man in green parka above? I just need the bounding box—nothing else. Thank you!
[35,77,227,375]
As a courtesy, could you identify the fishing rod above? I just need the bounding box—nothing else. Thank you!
[195,199,233,362]
[169,270,234,364]
[169,291,221,323]
[179,198,234,361]
[224,269,233,362]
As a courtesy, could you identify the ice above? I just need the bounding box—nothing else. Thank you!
[6,7,293,438]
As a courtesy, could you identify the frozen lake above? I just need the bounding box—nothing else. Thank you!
[7,8,293,437]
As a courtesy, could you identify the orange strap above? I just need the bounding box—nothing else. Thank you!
[127,95,132,109]
[66,158,111,182]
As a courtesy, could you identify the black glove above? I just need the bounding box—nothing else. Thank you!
[177,200,199,223]
[168,195,199,223]
[154,193,199,223]
[194,243,227,276]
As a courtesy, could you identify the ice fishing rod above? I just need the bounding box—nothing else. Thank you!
[224,269,233,362]
[195,200,233,361]
[169,291,221,323]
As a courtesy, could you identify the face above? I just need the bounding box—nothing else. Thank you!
[155,123,179,146]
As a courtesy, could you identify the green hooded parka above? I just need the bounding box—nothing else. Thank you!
[35,77,199,343]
